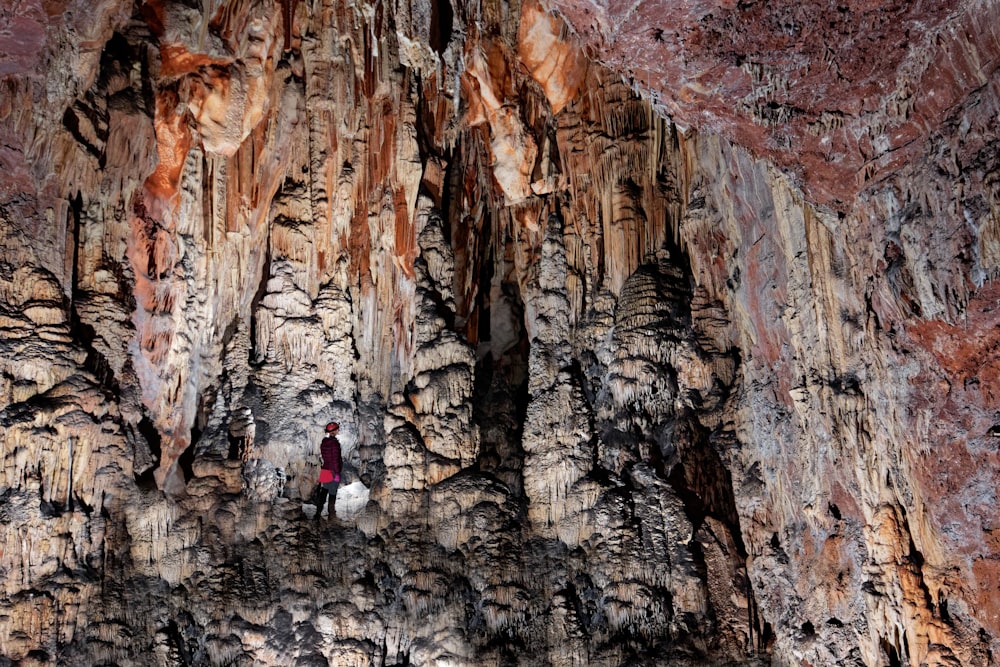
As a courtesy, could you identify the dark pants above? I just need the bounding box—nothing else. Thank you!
[313,480,339,518]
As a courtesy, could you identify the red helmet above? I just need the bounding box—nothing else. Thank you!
[325,422,339,433]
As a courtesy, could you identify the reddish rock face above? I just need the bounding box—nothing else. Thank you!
[548,0,997,207]
[906,283,1000,634]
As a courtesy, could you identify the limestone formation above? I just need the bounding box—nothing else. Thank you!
[2,0,1000,665]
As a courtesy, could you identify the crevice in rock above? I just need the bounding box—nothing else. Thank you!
[134,414,162,490]
[881,634,903,667]
[249,229,272,367]
[67,192,120,399]
[429,0,454,56]
[61,99,108,168]
[182,438,199,486]
[161,618,193,666]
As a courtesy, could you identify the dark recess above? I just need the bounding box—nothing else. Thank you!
[178,439,196,482]
[881,637,903,667]
[248,232,272,366]
[67,192,120,398]
[429,0,453,55]
[134,415,162,489]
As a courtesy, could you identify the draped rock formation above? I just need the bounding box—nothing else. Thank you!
[1,0,999,665]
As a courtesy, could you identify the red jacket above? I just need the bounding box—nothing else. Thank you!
[320,435,342,476]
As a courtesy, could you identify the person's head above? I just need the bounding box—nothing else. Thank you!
[325,422,339,434]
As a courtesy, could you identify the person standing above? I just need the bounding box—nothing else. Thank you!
[315,422,342,519]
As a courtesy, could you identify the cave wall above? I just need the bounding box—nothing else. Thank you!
[1,0,999,665]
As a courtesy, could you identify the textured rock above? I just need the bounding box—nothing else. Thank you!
[2,0,1000,665]
[547,0,1000,208]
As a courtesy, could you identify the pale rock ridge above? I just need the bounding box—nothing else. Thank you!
[381,199,479,517]
[405,201,479,467]
[521,212,596,541]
